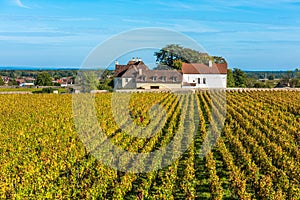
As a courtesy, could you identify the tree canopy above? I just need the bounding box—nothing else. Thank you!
[226,68,251,88]
[35,72,53,86]
[233,68,248,87]
[0,77,4,86]
[227,69,235,87]
[154,44,226,70]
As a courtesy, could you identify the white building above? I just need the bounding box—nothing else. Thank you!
[114,58,182,90]
[182,62,227,89]
[114,58,228,90]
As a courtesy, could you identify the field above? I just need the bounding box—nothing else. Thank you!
[0,87,68,93]
[0,91,299,199]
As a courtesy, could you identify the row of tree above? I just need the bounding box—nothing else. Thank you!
[227,68,300,88]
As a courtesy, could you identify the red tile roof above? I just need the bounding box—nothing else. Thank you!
[182,63,227,74]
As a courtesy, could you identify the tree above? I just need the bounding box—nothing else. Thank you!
[254,82,266,88]
[172,60,183,70]
[35,72,53,86]
[154,44,226,69]
[8,79,18,86]
[76,71,99,92]
[100,69,113,80]
[290,70,300,87]
[227,69,235,87]
[98,78,113,92]
[154,44,183,68]
[0,77,4,86]
[279,70,293,87]
[268,75,275,80]
[296,71,300,87]
[233,68,248,87]
[213,56,227,64]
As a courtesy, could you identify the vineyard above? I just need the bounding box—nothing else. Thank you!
[0,91,299,199]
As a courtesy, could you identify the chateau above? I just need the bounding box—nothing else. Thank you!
[114,58,227,89]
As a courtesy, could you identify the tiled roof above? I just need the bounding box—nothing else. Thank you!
[114,60,182,83]
[114,61,149,77]
[182,63,227,74]
[122,64,149,78]
[114,65,130,77]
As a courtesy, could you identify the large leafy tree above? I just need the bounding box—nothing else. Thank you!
[0,77,4,86]
[227,69,235,87]
[35,72,53,86]
[233,68,248,87]
[154,44,226,70]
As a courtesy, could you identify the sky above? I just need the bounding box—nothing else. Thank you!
[0,0,300,70]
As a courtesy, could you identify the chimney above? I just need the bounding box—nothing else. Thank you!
[115,60,119,65]
[139,68,142,76]
[209,60,213,67]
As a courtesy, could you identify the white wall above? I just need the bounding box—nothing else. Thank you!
[114,78,136,89]
[136,83,181,89]
[182,74,227,88]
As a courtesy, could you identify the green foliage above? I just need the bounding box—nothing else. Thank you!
[33,88,55,94]
[233,68,248,87]
[172,60,183,70]
[227,69,235,87]
[0,77,4,86]
[98,78,113,92]
[212,56,227,64]
[35,72,53,86]
[253,82,272,88]
[154,44,226,69]
[290,71,300,87]
[100,69,114,80]
[268,75,275,80]
[276,69,300,88]
[8,79,18,86]
[76,71,99,92]
[53,82,61,87]
[96,70,114,91]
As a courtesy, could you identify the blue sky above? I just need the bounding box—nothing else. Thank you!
[1,0,300,70]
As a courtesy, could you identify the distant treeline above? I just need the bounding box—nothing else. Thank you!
[245,70,299,80]
[0,70,78,79]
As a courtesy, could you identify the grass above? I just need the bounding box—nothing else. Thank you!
[0,87,42,92]
[0,87,68,93]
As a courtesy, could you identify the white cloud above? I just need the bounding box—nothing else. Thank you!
[12,0,30,9]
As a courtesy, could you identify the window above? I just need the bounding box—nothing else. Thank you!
[203,78,206,84]
[152,76,157,82]
[161,76,166,82]
[198,78,201,84]
[141,76,146,81]
[172,77,177,82]
[125,78,128,83]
